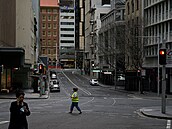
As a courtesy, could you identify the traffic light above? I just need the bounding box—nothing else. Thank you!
[39,64,44,74]
[159,49,166,65]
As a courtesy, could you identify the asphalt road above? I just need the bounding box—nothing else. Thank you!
[0,69,171,129]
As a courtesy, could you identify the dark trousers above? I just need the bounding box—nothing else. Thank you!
[70,102,81,112]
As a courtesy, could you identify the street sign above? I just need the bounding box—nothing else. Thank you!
[92,70,101,72]
[104,72,112,74]
[166,50,172,64]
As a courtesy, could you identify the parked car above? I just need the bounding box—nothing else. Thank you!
[49,80,60,92]
[117,74,125,81]
[90,79,99,86]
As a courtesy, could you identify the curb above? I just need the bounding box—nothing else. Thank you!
[140,107,172,120]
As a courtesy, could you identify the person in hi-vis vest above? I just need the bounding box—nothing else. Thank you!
[69,88,82,114]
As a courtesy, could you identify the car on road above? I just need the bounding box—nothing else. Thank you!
[90,79,99,86]
[117,74,125,81]
[49,80,60,92]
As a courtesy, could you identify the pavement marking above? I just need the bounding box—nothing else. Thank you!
[166,120,171,129]
[128,94,142,99]
[62,71,92,95]
[112,98,116,106]
[0,121,9,125]
[80,97,94,106]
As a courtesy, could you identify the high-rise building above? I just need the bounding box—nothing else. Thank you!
[40,0,60,67]
[59,0,75,68]
[84,0,111,75]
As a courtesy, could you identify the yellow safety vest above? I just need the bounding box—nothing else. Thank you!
[72,92,79,102]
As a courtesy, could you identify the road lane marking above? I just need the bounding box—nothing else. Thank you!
[0,121,9,125]
[62,71,92,95]
[80,97,94,106]
[166,120,171,129]
[112,98,116,105]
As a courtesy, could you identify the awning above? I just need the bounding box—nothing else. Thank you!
[0,47,25,68]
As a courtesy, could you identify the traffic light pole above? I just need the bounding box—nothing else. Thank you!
[161,65,166,114]
[160,40,167,114]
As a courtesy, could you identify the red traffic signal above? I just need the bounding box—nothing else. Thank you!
[159,49,166,65]
[39,64,44,73]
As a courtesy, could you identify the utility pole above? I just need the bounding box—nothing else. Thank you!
[160,40,167,114]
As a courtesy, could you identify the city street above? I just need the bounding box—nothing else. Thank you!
[0,69,172,129]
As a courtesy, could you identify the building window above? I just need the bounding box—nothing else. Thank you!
[48,39,51,46]
[132,0,134,13]
[48,31,51,36]
[61,34,74,37]
[53,15,57,21]
[42,49,46,54]
[61,22,74,25]
[42,15,46,21]
[61,40,74,43]
[53,31,57,36]
[48,23,51,29]
[136,0,139,10]
[102,0,110,5]
[42,41,46,46]
[127,3,130,14]
[53,23,57,29]
[48,49,51,54]
[47,9,51,13]
[42,23,46,28]
[61,28,74,31]
[48,15,52,21]
[42,31,46,36]
[53,9,57,13]
[53,41,56,46]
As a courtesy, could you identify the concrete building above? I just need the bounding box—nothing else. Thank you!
[125,0,172,93]
[84,0,111,76]
[143,0,172,93]
[0,0,36,91]
[59,0,75,68]
[32,0,40,64]
[125,0,143,71]
[40,0,60,68]
[125,0,144,91]
[75,0,85,70]
[98,0,125,85]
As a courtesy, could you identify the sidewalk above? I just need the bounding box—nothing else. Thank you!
[0,89,49,99]
[140,106,172,120]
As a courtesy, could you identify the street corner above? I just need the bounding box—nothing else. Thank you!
[24,91,49,99]
[140,107,172,120]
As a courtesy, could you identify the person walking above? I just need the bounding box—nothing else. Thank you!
[8,90,31,129]
[69,88,82,114]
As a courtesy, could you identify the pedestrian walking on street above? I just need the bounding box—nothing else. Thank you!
[69,88,82,114]
[8,90,31,129]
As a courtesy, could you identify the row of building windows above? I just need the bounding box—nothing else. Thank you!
[61,40,74,43]
[61,28,74,31]
[42,15,58,21]
[127,0,139,15]
[145,22,172,45]
[42,31,57,36]
[42,41,57,46]
[60,16,74,19]
[61,9,74,13]
[61,22,74,25]
[42,23,58,29]
[60,34,74,37]
[144,0,172,8]
[42,48,56,55]
[144,2,172,26]
[145,43,172,57]
[41,8,58,13]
